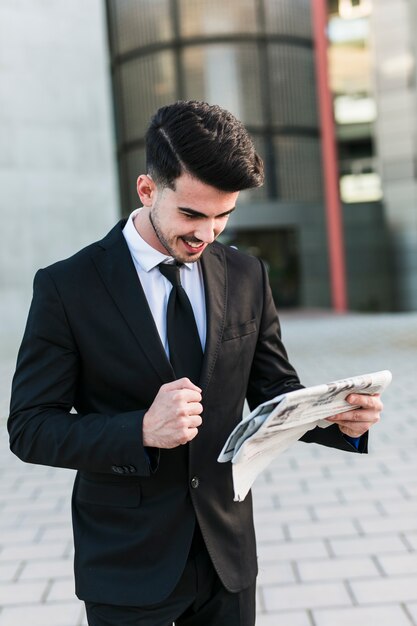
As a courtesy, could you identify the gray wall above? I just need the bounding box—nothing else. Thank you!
[0,0,120,358]
[371,0,417,310]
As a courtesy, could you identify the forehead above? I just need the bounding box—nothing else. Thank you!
[166,173,239,215]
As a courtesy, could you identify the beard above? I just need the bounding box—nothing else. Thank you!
[149,211,203,264]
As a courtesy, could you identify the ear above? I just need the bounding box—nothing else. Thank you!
[137,175,156,206]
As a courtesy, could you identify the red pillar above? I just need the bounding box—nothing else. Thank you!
[311,0,348,312]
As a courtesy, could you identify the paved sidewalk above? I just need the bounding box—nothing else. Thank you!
[1,312,416,625]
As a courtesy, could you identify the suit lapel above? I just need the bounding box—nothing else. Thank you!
[90,221,174,384]
[199,243,227,393]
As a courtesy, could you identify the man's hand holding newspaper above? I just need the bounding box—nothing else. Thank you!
[327,390,383,437]
[218,370,391,502]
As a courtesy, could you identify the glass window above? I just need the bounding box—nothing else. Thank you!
[108,0,173,55]
[183,44,263,126]
[274,136,323,202]
[268,44,317,128]
[179,0,258,37]
[264,0,312,38]
[118,52,177,141]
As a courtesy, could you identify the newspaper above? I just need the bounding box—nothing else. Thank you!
[218,370,392,502]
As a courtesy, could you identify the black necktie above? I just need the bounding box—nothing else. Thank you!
[158,263,203,384]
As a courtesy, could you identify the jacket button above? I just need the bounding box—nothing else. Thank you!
[190,476,199,489]
[128,465,137,473]
[111,465,123,474]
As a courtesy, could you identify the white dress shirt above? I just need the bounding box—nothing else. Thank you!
[122,208,207,356]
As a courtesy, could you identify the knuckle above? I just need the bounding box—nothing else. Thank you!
[178,431,189,445]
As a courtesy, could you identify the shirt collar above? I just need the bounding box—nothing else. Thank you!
[122,208,194,272]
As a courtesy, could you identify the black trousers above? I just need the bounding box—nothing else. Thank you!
[85,539,256,626]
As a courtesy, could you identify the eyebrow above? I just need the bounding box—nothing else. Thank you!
[178,207,236,218]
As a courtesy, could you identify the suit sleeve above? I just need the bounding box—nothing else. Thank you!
[8,269,154,476]
[246,259,368,454]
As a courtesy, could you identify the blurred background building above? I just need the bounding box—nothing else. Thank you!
[1,0,416,356]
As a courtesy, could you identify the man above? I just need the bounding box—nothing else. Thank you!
[8,101,381,626]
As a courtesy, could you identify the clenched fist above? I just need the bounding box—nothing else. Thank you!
[142,378,203,448]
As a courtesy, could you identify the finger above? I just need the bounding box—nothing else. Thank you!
[173,389,202,404]
[177,377,202,392]
[186,402,203,416]
[339,424,368,437]
[187,414,203,428]
[346,393,383,411]
[164,378,202,392]
[180,427,199,444]
[327,409,380,423]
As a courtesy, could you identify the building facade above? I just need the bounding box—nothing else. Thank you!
[105,0,329,308]
[2,0,416,363]
[105,0,396,311]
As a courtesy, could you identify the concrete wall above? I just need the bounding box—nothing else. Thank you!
[0,0,119,358]
[371,0,417,310]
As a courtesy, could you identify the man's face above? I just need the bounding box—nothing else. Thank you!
[137,173,239,264]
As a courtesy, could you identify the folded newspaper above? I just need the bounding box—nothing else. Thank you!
[218,370,392,502]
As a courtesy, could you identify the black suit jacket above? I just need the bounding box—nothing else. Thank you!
[8,221,367,606]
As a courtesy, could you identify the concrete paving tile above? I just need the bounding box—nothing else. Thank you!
[350,574,417,604]
[0,499,59,514]
[297,556,379,581]
[0,602,84,626]
[288,520,359,540]
[359,516,417,535]
[255,524,286,542]
[0,562,20,583]
[18,511,71,525]
[257,540,329,562]
[378,553,417,576]
[277,491,342,507]
[0,581,47,605]
[0,527,40,545]
[255,507,311,524]
[19,559,74,580]
[47,578,76,602]
[256,611,312,625]
[340,485,406,503]
[330,535,409,556]
[312,605,413,626]
[405,533,417,551]
[257,562,296,585]
[381,500,417,516]
[39,525,73,542]
[312,502,381,521]
[263,581,351,611]
[406,602,417,625]
[0,542,67,562]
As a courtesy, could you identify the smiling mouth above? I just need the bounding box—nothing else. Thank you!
[181,238,205,251]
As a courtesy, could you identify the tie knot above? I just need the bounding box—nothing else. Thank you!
[158,262,182,287]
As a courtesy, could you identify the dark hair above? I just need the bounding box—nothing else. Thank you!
[145,100,264,192]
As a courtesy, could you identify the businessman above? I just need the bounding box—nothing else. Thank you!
[8,101,382,626]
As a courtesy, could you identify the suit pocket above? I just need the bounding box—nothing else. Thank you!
[222,319,257,342]
[76,477,141,508]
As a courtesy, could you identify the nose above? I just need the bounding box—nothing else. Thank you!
[194,220,217,244]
